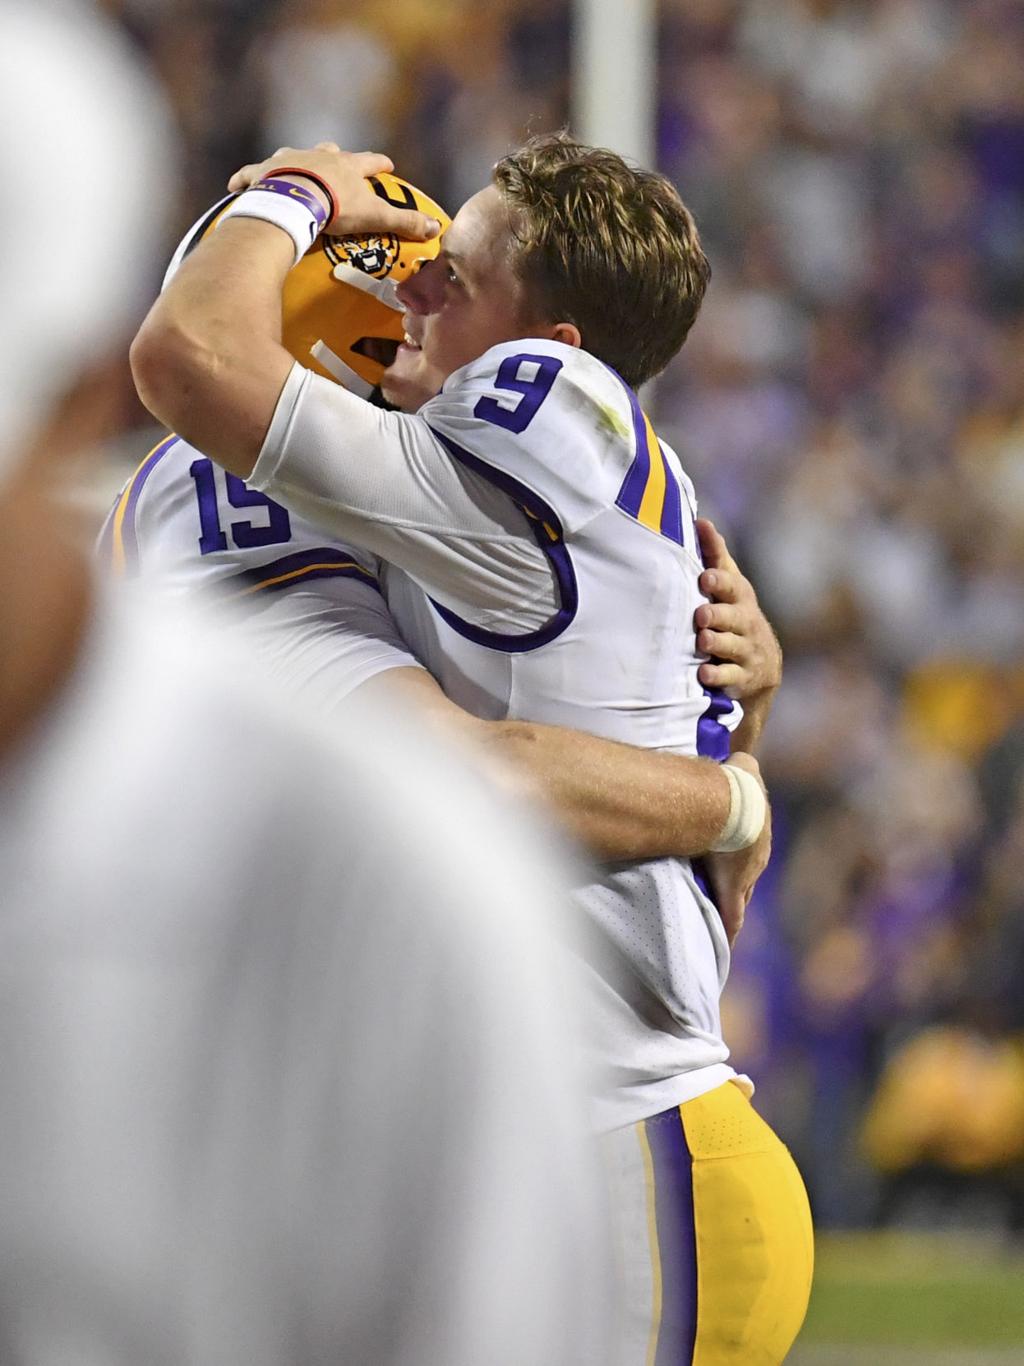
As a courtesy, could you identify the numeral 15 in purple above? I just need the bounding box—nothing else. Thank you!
[189,458,292,555]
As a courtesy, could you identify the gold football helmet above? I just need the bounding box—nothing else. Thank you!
[163,173,449,395]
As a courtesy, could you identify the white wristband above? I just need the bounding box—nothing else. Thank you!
[218,186,322,267]
[710,763,767,853]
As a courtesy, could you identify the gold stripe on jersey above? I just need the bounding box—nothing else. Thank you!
[636,412,669,536]
[226,559,376,597]
[109,436,173,576]
[110,497,129,575]
[521,504,560,543]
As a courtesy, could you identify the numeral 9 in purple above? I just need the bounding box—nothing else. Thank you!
[473,354,562,434]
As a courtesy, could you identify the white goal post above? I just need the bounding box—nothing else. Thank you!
[572,0,657,168]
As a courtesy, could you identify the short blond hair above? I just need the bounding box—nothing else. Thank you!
[493,133,710,388]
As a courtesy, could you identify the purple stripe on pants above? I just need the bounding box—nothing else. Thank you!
[645,1106,698,1366]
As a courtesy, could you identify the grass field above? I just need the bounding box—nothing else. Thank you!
[787,1232,1024,1364]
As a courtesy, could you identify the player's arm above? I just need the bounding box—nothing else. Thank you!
[214,594,759,868]
[109,428,751,867]
[132,147,595,626]
[131,155,517,629]
[361,665,763,868]
[218,567,760,867]
[489,712,768,939]
[131,148,439,476]
[408,663,770,944]
[694,518,781,754]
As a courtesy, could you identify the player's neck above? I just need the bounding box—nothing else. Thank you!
[0,479,92,764]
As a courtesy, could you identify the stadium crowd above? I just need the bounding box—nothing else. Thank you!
[95,0,1024,1230]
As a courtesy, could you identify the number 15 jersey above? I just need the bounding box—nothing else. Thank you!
[97,433,426,710]
[254,337,743,1131]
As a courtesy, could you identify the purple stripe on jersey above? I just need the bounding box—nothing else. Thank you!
[690,857,716,911]
[611,375,688,548]
[222,546,381,596]
[429,427,561,523]
[659,442,686,547]
[117,435,179,575]
[426,428,579,653]
[645,1106,699,1365]
[697,686,734,762]
[695,680,736,916]
[615,381,651,519]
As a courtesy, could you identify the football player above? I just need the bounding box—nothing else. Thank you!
[132,138,811,1364]
[107,173,777,888]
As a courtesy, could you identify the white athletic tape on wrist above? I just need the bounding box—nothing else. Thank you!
[218,187,322,267]
[710,763,767,853]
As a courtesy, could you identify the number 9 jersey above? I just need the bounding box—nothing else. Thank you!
[248,336,746,1132]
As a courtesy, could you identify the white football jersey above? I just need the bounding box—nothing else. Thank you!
[252,339,745,1131]
[97,433,423,708]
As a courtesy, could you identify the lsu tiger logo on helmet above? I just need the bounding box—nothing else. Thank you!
[163,172,449,397]
[331,233,399,279]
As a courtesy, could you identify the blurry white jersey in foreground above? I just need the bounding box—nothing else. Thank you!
[252,338,744,1130]
[0,585,606,1366]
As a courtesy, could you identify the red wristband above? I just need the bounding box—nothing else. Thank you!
[265,167,338,228]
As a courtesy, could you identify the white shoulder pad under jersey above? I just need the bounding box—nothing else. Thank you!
[421,338,699,552]
[97,433,423,702]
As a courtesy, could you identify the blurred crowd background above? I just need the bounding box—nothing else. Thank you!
[88,0,1024,1232]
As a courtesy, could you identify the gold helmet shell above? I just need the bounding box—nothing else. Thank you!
[163,173,449,395]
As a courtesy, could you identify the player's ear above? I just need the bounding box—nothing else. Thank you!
[550,321,582,349]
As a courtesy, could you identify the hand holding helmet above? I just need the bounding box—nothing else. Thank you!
[164,167,450,398]
[227,144,443,243]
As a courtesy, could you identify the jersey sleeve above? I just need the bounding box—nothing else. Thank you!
[250,363,559,631]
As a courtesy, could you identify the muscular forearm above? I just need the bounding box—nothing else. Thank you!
[482,720,732,862]
[363,668,736,862]
[132,149,439,476]
[131,219,294,474]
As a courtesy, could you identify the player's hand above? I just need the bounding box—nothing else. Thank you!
[704,753,771,946]
[227,144,443,241]
[694,518,782,700]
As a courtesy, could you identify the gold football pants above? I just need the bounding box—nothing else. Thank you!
[604,1080,814,1365]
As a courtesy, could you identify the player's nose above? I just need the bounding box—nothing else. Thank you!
[396,257,442,314]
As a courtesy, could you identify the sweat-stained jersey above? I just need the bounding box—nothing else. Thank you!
[250,338,745,1131]
[96,433,424,710]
